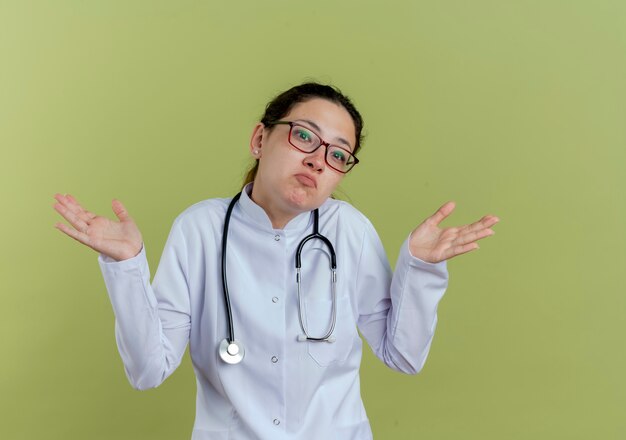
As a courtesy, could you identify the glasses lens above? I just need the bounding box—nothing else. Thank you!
[327,146,356,172]
[289,125,320,152]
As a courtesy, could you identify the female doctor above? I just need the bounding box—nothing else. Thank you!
[53,82,499,440]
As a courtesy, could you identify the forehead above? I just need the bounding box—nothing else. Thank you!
[284,98,357,149]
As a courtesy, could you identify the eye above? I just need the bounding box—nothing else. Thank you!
[294,127,313,143]
[329,148,348,164]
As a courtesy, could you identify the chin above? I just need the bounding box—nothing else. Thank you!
[285,187,324,212]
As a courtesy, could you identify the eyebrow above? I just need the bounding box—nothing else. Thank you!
[293,119,353,151]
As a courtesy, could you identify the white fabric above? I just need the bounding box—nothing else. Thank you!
[98,183,448,439]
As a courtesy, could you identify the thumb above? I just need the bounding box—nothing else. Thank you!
[428,201,456,227]
[111,199,131,222]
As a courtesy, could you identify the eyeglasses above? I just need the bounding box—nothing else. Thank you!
[272,121,359,173]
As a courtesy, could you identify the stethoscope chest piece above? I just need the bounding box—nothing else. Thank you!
[219,339,245,364]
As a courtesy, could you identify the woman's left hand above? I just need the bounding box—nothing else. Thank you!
[409,201,500,263]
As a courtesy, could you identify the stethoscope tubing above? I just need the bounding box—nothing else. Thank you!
[221,192,241,345]
[295,208,338,342]
[219,192,338,364]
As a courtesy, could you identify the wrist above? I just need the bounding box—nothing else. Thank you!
[116,242,143,261]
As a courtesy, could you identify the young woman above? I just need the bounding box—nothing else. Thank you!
[53,82,499,439]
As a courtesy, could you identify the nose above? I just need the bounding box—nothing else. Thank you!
[303,145,326,173]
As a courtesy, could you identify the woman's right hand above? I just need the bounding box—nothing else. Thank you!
[53,193,143,261]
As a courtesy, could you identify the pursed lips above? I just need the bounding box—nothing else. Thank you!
[295,174,317,188]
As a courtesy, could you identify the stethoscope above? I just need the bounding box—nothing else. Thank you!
[218,192,338,365]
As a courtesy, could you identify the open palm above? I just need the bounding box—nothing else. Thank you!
[409,201,499,263]
[53,193,143,261]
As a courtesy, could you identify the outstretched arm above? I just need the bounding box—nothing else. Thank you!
[53,193,189,390]
[358,203,500,374]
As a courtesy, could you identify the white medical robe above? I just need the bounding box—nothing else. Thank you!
[98,183,448,439]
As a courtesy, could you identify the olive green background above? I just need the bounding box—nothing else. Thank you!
[1,0,625,438]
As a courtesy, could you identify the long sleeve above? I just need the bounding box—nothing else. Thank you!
[98,217,191,390]
[356,220,448,374]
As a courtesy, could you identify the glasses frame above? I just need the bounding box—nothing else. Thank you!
[271,121,359,173]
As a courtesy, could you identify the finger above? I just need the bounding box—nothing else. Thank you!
[427,201,456,227]
[458,214,500,235]
[452,228,494,247]
[65,193,82,207]
[54,193,82,213]
[54,193,93,224]
[111,199,131,222]
[54,221,91,246]
[480,215,500,228]
[443,242,479,260]
[65,194,99,221]
[53,202,90,233]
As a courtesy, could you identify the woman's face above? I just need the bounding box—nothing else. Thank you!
[250,98,357,219]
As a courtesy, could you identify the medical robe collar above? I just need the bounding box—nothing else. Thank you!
[238,182,315,232]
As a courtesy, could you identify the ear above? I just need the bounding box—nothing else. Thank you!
[249,122,265,158]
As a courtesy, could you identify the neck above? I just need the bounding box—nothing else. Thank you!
[250,184,300,230]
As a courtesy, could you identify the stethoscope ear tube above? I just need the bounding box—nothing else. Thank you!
[295,209,337,270]
[295,209,338,342]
